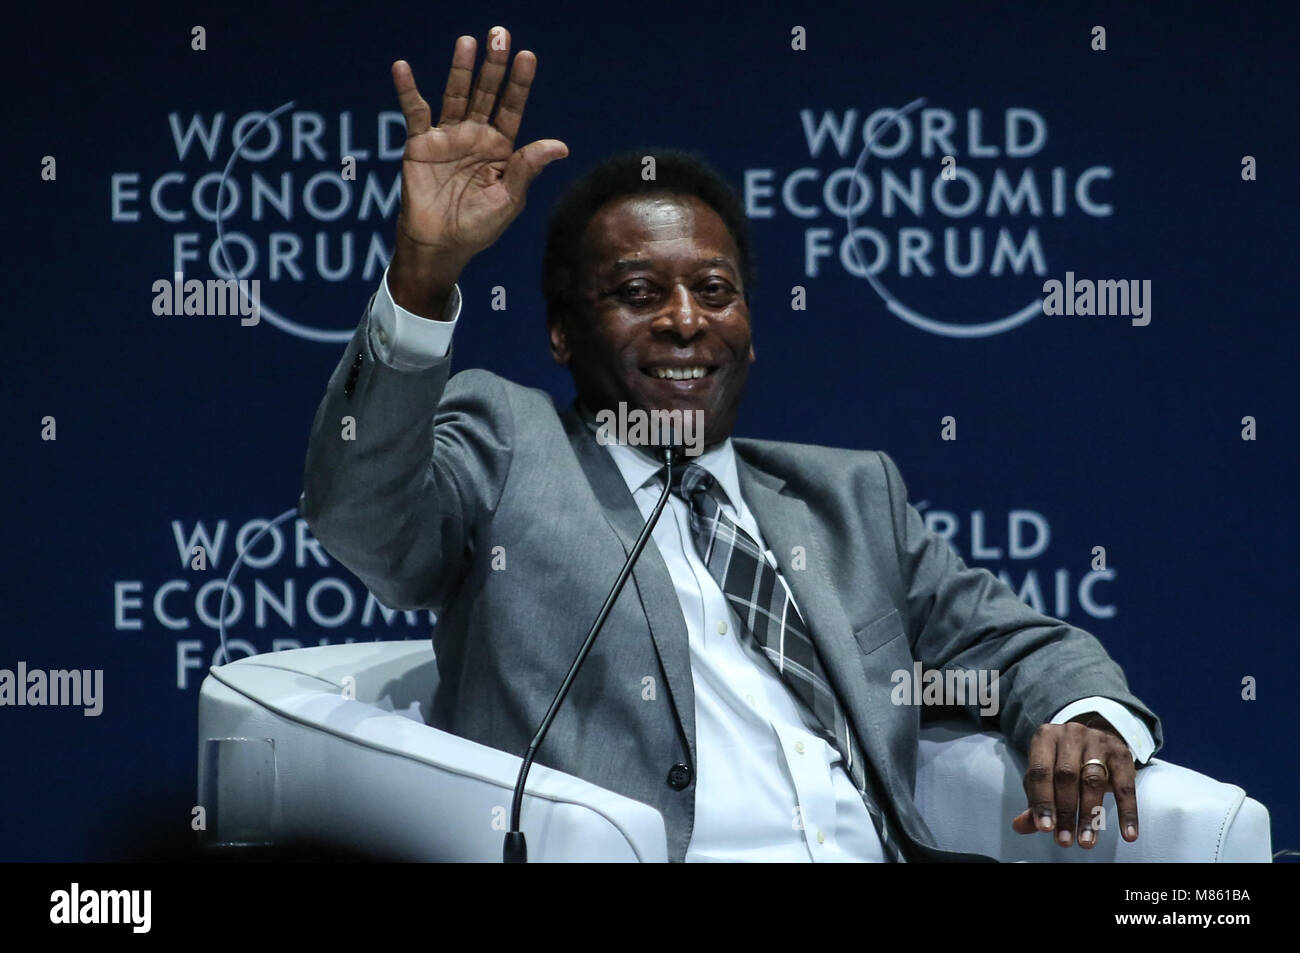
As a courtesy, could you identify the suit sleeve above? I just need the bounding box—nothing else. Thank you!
[877,450,1163,759]
[297,295,513,612]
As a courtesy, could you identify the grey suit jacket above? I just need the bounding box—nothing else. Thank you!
[299,310,1164,862]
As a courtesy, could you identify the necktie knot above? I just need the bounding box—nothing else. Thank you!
[665,462,714,501]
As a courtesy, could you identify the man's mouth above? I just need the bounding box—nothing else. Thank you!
[640,364,719,381]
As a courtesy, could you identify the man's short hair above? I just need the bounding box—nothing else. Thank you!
[541,147,758,327]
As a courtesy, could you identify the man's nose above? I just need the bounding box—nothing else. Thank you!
[654,285,707,339]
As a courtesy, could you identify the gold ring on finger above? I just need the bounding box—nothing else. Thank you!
[1081,757,1109,782]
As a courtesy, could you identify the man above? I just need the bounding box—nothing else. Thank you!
[300,27,1161,862]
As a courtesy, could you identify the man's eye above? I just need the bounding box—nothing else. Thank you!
[701,281,735,299]
[619,282,656,301]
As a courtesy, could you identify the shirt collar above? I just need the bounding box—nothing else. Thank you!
[574,400,742,507]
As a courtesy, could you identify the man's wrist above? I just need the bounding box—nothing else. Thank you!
[1069,713,1113,732]
[1068,712,1140,764]
[387,235,468,319]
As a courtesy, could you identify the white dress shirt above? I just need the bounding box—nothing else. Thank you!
[365,266,1157,860]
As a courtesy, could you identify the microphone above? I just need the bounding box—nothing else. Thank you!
[504,440,682,863]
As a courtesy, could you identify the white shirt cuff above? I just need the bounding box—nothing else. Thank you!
[367,265,462,371]
[1051,697,1157,765]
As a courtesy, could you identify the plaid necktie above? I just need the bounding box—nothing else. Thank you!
[667,462,907,862]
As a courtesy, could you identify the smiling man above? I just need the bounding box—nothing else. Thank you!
[549,189,755,455]
[299,27,1163,863]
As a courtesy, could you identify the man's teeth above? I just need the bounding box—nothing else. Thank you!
[651,367,709,380]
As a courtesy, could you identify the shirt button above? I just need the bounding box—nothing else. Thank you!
[716,621,728,635]
[795,741,806,755]
[817,830,826,845]
[746,694,756,706]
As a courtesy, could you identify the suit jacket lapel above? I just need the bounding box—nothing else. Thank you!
[559,404,697,765]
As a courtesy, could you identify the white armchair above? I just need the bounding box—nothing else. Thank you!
[197,641,1272,862]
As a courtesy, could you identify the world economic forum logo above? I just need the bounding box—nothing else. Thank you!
[745,98,1115,338]
[110,100,409,343]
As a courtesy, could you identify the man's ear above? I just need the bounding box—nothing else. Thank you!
[549,316,571,365]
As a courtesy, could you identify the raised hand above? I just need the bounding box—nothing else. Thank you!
[388,27,568,317]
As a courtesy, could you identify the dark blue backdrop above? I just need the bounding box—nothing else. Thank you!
[5,0,1296,860]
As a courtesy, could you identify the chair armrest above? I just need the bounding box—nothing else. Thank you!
[915,720,1272,862]
[198,661,668,862]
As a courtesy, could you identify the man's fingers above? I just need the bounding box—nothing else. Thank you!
[501,138,569,199]
[1010,808,1040,835]
[438,35,476,126]
[466,26,511,123]
[1022,727,1059,835]
[1076,750,1111,848]
[1109,752,1140,843]
[392,60,432,137]
[1019,724,1141,849]
[492,49,537,145]
[1051,724,1086,847]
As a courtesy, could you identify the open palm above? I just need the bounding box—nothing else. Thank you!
[392,28,568,263]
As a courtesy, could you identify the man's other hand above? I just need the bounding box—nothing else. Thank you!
[1011,718,1139,849]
